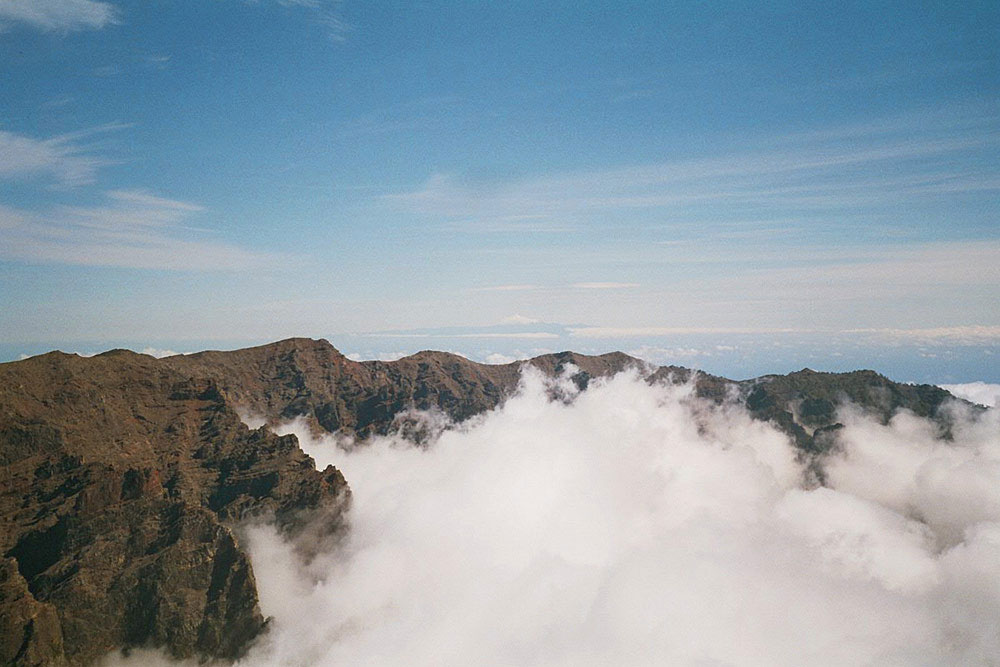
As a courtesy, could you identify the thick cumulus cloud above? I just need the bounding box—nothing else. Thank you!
[105,369,1000,666]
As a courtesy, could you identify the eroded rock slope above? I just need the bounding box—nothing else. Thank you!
[0,349,345,666]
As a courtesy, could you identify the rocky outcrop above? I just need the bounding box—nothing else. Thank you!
[0,338,973,665]
[0,556,65,666]
[735,367,961,454]
[0,350,346,666]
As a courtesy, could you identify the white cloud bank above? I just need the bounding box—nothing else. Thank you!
[0,0,116,32]
[940,382,1000,408]
[104,368,1000,666]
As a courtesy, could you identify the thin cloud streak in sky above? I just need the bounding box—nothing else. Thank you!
[272,0,350,42]
[0,127,120,186]
[388,111,999,233]
[471,284,541,292]
[572,282,640,290]
[0,0,117,32]
[366,332,560,340]
[0,0,348,40]
[472,283,640,292]
[570,324,1000,344]
[752,241,1000,290]
[849,325,1000,345]
[571,326,805,338]
[0,190,276,270]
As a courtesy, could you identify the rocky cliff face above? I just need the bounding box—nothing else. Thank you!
[0,349,346,666]
[0,338,970,665]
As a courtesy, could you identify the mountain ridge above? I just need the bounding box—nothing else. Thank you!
[0,338,976,665]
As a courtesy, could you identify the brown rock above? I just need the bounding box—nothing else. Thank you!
[0,350,347,665]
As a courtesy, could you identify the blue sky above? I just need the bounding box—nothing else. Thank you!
[0,1,998,379]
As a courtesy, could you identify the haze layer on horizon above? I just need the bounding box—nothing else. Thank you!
[1,1,997,376]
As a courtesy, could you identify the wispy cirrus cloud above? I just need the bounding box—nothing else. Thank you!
[500,314,541,325]
[472,283,640,293]
[387,108,999,234]
[555,240,1000,333]
[572,282,640,289]
[0,0,117,32]
[571,326,804,338]
[471,284,541,292]
[0,190,277,270]
[847,326,1000,345]
[265,0,349,42]
[0,125,124,186]
[366,331,560,340]
[733,240,1000,304]
[0,125,280,271]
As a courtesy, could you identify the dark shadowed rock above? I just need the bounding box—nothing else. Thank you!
[0,556,65,666]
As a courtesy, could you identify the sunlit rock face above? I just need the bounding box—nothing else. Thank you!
[0,347,346,665]
[0,338,985,665]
